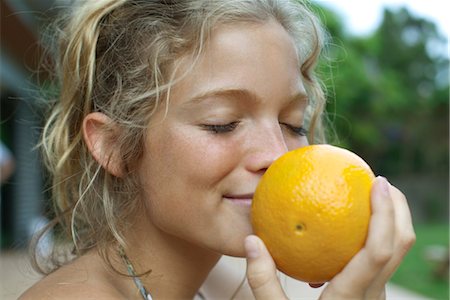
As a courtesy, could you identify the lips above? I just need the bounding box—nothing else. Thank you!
[223,193,254,206]
[224,193,254,199]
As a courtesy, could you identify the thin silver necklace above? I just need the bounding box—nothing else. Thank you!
[118,246,206,300]
[118,246,153,300]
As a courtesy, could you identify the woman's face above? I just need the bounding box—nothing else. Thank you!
[138,20,309,257]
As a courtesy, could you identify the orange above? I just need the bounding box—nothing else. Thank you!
[251,144,375,283]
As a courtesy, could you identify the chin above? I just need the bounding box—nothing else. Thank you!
[216,230,252,258]
[221,245,247,258]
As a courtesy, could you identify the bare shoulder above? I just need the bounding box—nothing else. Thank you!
[18,277,114,300]
[18,253,123,300]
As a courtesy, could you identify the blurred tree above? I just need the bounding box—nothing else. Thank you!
[370,8,449,175]
[314,4,449,177]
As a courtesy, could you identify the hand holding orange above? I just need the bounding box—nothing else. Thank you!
[251,144,375,283]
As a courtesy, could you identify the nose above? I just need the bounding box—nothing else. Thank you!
[244,124,289,174]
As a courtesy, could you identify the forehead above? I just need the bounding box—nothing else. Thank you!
[168,20,304,106]
[207,20,299,65]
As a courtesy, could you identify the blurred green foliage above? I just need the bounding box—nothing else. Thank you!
[311,3,449,223]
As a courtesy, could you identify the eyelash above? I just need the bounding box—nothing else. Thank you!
[281,123,309,137]
[201,122,240,134]
[202,122,308,136]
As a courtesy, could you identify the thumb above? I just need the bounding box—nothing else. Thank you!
[245,235,288,300]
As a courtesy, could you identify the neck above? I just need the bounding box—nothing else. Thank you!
[111,214,221,299]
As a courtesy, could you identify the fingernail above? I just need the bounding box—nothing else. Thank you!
[245,235,260,259]
[377,176,390,197]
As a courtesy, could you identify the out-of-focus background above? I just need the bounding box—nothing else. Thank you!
[1,0,448,299]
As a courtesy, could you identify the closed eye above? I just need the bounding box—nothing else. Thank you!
[201,122,240,134]
[280,123,308,136]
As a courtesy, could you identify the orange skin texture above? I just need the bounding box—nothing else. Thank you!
[252,144,375,283]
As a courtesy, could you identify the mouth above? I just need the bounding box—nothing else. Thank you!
[223,193,254,207]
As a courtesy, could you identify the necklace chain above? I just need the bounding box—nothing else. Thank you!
[118,246,153,300]
[118,246,208,300]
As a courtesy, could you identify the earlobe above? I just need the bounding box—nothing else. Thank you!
[83,112,124,177]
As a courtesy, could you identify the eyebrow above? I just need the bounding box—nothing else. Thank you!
[185,88,309,107]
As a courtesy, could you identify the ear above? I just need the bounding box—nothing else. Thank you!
[83,112,124,177]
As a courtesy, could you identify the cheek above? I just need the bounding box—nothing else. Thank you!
[139,127,241,211]
[286,136,308,151]
[161,131,239,186]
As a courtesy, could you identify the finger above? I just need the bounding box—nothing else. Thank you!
[364,185,416,298]
[245,235,288,300]
[389,185,416,256]
[322,177,396,298]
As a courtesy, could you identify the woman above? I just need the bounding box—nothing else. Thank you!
[21,0,415,299]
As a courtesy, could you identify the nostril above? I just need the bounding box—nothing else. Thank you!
[251,151,285,175]
[245,128,289,173]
